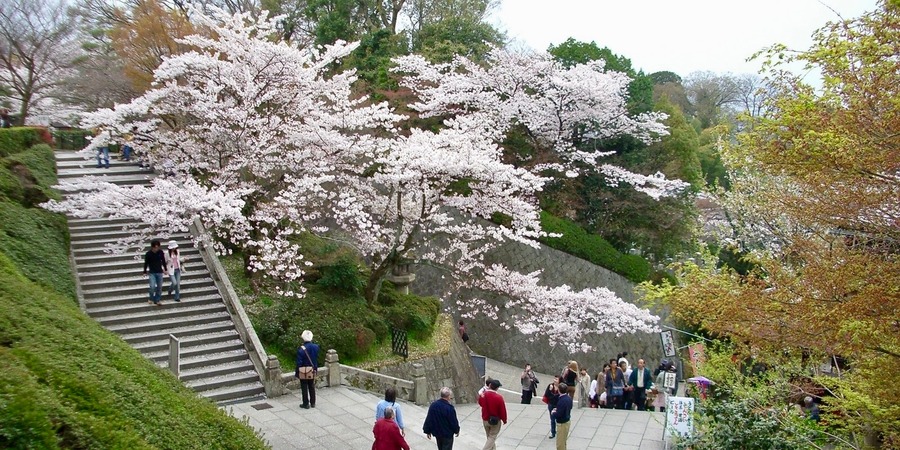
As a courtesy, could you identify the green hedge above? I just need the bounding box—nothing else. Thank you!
[377,283,441,340]
[0,142,268,449]
[51,129,92,150]
[0,253,268,449]
[539,211,652,283]
[0,128,52,157]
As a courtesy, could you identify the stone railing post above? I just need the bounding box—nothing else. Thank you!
[412,363,427,406]
[264,355,284,397]
[168,334,180,378]
[326,349,341,387]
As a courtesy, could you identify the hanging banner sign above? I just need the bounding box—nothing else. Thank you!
[688,342,706,373]
[660,330,676,357]
[665,396,695,440]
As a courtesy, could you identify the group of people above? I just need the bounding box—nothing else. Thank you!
[522,352,679,415]
[142,239,184,306]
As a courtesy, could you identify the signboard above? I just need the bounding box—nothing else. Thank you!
[665,396,694,440]
[660,330,676,357]
[664,371,676,390]
[688,343,706,373]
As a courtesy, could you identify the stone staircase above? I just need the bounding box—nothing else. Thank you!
[56,151,266,403]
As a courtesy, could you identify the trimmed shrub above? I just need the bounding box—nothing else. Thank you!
[0,128,51,157]
[539,211,652,283]
[377,283,440,340]
[51,129,92,150]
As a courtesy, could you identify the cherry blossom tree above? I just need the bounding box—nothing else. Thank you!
[45,7,675,352]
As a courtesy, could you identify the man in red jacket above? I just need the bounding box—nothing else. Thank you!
[478,379,507,450]
[373,407,410,450]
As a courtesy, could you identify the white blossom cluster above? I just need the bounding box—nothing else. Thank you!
[46,7,673,350]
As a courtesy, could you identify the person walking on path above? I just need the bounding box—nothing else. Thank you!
[375,387,406,437]
[373,407,410,450]
[166,240,183,302]
[544,376,561,438]
[628,359,653,411]
[562,360,578,387]
[295,330,319,409]
[520,363,539,404]
[423,387,460,450]
[478,379,507,450]
[143,240,167,306]
[552,383,574,450]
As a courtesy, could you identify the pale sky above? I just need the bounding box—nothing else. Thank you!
[491,0,878,78]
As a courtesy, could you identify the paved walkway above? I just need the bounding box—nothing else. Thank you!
[226,386,668,450]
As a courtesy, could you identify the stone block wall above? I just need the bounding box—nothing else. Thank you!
[371,326,481,404]
[411,239,673,377]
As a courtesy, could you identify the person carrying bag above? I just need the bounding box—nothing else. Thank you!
[295,330,320,409]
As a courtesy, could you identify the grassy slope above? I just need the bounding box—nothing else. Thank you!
[0,138,267,449]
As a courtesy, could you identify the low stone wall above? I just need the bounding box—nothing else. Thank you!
[371,325,481,404]
[412,239,673,377]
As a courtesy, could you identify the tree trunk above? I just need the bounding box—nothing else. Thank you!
[364,259,394,306]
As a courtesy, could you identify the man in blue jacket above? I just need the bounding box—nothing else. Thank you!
[295,329,319,409]
[552,383,573,450]
[423,387,460,450]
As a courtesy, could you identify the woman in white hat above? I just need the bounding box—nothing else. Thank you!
[166,240,183,302]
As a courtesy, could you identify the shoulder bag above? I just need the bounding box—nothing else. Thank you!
[297,345,316,380]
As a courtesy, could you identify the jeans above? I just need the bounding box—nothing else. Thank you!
[167,268,181,300]
[96,147,109,168]
[148,272,163,303]
[435,436,454,450]
[481,421,500,450]
[122,145,133,161]
[548,405,556,436]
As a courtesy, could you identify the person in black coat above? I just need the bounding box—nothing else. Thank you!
[295,329,320,409]
[544,376,561,438]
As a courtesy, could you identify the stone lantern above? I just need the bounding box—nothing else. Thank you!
[385,252,416,294]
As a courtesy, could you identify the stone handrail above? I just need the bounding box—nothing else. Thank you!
[281,349,428,405]
[190,218,283,397]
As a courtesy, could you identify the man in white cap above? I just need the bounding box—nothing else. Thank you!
[296,330,320,409]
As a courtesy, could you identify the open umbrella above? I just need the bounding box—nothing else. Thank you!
[686,376,715,385]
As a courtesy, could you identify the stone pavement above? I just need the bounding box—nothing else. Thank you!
[226,385,668,450]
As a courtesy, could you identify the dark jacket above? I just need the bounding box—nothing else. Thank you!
[296,341,320,369]
[544,384,560,407]
[606,368,626,392]
[553,394,573,424]
[628,367,654,389]
[422,398,460,438]
[143,249,167,274]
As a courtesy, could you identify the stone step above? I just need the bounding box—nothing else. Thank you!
[178,359,257,382]
[68,217,141,228]
[146,338,247,363]
[72,248,200,267]
[69,228,189,242]
[186,370,262,394]
[119,319,238,345]
[78,262,207,282]
[58,166,148,177]
[87,294,223,318]
[57,173,154,185]
[81,277,216,300]
[133,329,240,354]
[200,381,266,403]
[83,290,222,310]
[80,268,207,288]
[172,348,254,371]
[72,242,195,256]
[96,302,227,327]
[104,310,232,335]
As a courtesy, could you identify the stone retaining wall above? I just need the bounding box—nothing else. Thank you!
[411,239,672,377]
[372,324,481,404]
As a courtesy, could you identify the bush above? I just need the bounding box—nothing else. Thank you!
[253,289,388,363]
[0,128,52,157]
[51,129,92,150]
[539,211,652,282]
[377,283,441,340]
[317,254,365,295]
